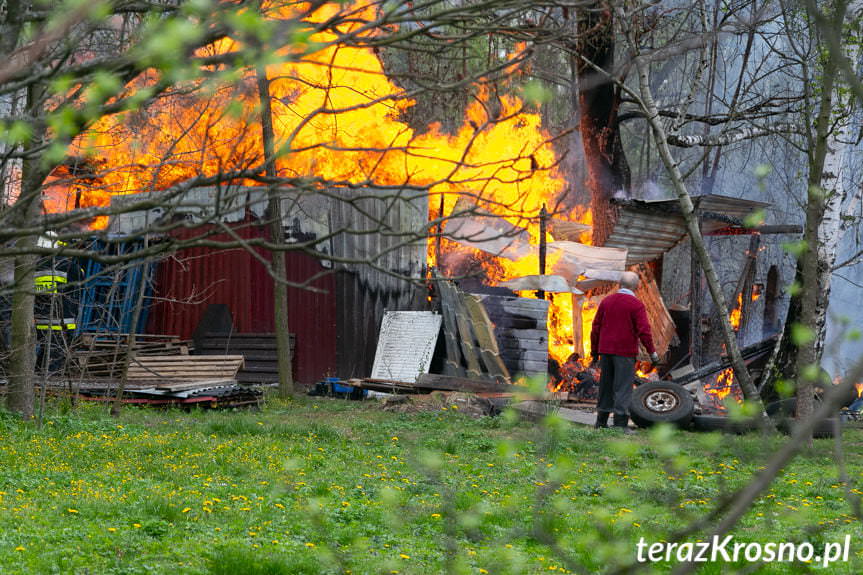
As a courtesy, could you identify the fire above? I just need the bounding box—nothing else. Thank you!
[856,382,863,398]
[51,2,569,231]
[751,284,762,302]
[44,2,590,376]
[729,292,743,331]
[702,367,743,412]
[709,368,734,401]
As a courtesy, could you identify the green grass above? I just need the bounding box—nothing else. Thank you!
[0,398,860,574]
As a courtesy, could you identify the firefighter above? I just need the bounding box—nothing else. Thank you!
[33,234,79,375]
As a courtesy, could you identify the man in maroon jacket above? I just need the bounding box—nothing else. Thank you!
[590,271,660,430]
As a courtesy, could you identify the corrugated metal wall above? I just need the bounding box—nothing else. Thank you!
[330,188,428,377]
[147,223,337,384]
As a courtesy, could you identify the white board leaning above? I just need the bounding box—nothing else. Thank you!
[371,311,442,383]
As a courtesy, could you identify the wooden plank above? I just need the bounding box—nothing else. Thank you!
[462,294,511,383]
[134,355,244,363]
[348,378,423,394]
[572,295,584,358]
[444,283,484,380]
[127,355,244,382]
[415,373,520,393]
[435,278,466,377]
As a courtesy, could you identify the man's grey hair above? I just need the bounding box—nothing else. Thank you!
[619,271,640,290]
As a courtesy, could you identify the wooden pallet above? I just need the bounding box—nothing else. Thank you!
[67,333,193,379]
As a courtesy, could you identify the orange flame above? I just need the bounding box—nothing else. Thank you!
[46,2,591,379]
[855,383,863,398]
[702,367,744,412]
[729,292,743,331]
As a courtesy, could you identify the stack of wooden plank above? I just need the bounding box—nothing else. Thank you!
[126,355,244,383]
[436,279,511,384]
[195,332,293,384]
[61,353,262,408]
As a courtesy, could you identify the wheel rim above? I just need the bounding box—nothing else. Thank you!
[644,390,680,413]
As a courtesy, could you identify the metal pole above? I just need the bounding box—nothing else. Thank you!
[537,204,548,299]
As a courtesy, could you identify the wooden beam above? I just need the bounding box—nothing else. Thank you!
[434,276,466,378]
[415,373,520,393]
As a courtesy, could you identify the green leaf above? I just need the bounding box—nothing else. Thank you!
[181,0,214,16]
[791,323,815,346]
[775,378,796,398]
[801,363,822,383]
[3,121,33,145]
[782,240,808,257]
[521,80,553,106]
[743,209,766,228]
[47,106,79,139]
[753,164,773,178]
[43,141,71,165]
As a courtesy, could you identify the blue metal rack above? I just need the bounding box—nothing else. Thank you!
[76,237,155,334]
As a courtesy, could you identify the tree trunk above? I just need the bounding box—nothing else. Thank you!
[779,0,857,423]
[6,82,48,418]
[256,65,295,399]
[575,3,629,245]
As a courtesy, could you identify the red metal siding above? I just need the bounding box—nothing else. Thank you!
[147,223,337,384]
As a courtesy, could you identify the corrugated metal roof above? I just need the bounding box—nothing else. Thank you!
[604,204,687,264]
[604,194,770,264]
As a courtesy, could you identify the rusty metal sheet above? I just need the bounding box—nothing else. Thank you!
[605,194,770,264]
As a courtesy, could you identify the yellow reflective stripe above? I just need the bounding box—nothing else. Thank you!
[34,275,67,293]
[35,322,76,330]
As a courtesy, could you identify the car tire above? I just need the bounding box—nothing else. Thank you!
[629,382,694,428]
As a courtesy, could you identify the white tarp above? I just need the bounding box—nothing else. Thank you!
[498,274,582,294]
[444,198,533,260]
[549,241,627,286]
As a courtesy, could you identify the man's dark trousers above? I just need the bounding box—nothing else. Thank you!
[597,354,636,427]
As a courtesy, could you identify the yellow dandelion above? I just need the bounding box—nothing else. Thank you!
[67,508,78,514]
[400,553,410,559]
[431,513,441,519]
[181,507,191,513]
[15,546,25,552]
[305,542,316,548]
